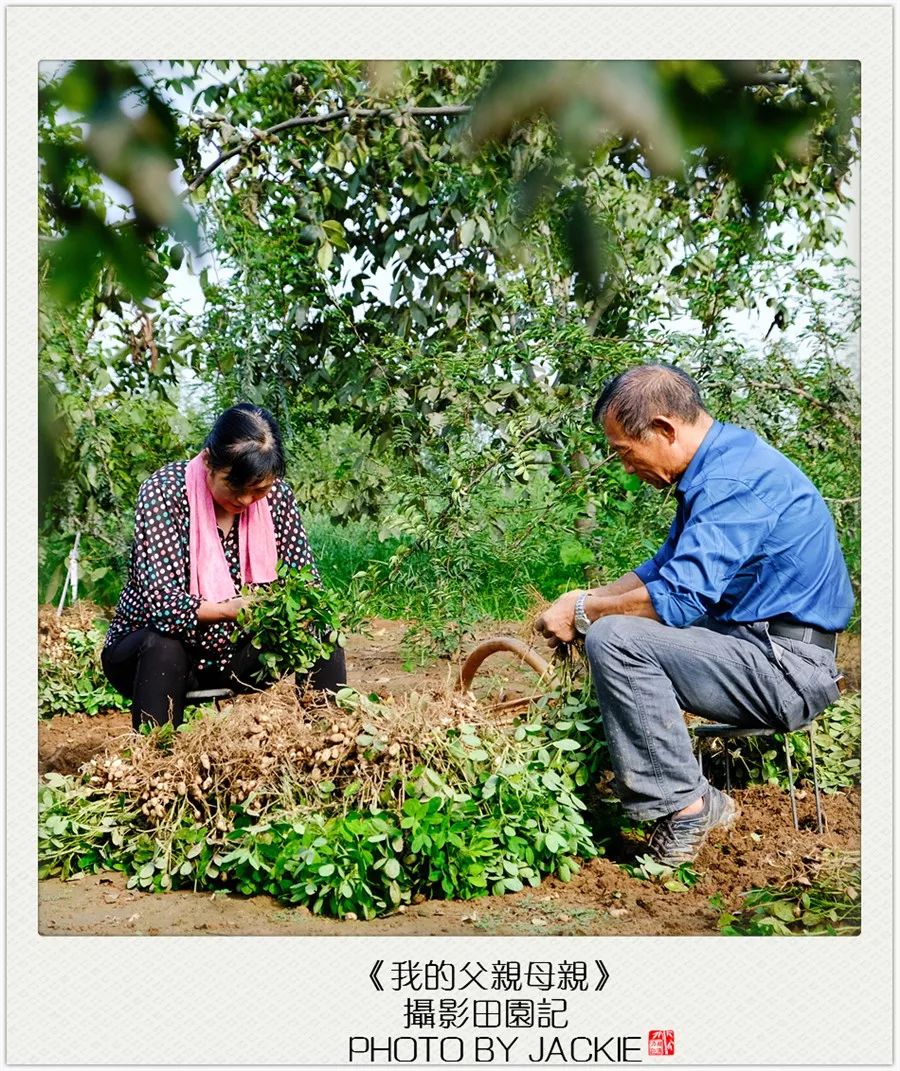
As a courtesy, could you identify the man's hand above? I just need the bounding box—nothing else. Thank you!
[535,590,582,649]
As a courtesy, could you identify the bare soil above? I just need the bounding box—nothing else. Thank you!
[38,609,861,937]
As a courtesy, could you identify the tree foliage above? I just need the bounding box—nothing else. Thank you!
[38,59,861,628]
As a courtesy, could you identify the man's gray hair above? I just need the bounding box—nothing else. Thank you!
[593,364,708,439]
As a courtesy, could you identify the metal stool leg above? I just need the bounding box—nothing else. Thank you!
[185,689,234,714]
[807,727,824,834]
[693,718,830,834]
[784,734,799,831]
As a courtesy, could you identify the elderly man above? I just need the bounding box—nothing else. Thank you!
[537,364,853,866]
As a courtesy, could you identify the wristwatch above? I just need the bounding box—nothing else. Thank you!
[574,592,592,636]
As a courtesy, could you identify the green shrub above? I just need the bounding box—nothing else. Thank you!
[38,623,129,718]
[218,811,413,919]
[39,393,201,608]
[697,693,861,792]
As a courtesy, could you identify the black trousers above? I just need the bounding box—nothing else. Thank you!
[101,628,347,731]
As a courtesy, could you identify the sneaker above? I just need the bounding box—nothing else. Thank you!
[646,786,739,867]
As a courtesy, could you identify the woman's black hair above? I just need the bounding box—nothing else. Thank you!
[203,403,285,488]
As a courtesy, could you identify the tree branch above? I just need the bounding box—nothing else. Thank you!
[744,379,857,428]
[183,104,471,197]
[174,66,794,201]
[735,72,791,86]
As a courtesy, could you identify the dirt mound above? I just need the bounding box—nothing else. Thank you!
[837,631,860,690]
[41,712,132,776]
[555,783,861,929]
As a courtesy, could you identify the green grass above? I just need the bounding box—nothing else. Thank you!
[305,515,603,624]
[305,518,400,592]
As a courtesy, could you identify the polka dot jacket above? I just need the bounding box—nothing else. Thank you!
[104,460,319,672]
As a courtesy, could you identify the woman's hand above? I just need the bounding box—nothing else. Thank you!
[535,590,582,649]
[198,597,250,624]
[222,596,250,621]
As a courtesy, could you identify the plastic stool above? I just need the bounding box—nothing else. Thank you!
[184,688,234,711]
[692,722,823,833]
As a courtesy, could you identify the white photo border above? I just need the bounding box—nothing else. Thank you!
[7,5,891,1066]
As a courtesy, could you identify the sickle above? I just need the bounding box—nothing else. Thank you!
[458,635,552,692]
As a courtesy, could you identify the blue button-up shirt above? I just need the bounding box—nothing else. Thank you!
[633,421,854,630]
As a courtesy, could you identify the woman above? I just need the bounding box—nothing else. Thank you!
[102,403,346,730]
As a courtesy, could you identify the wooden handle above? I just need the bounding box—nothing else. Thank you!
[458,635,551,692]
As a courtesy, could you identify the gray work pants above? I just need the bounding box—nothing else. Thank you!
[583,616,842,821]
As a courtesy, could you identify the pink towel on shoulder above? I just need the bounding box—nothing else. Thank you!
[186,453,278,601]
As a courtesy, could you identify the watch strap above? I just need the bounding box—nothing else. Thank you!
[574,591,591,635]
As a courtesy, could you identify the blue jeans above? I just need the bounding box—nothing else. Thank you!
[583,616,842,821]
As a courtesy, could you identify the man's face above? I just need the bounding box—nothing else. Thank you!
[602,412,680,489]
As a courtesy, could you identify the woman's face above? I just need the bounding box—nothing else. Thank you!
[203,451,275,515]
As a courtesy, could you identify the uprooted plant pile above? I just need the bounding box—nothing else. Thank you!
[39,684,605,919]
[85,686,445,822]
[38,604,129,718]
[718,850,861,935]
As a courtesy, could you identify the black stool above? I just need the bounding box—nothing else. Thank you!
[692,722,823,833]
[184,688,234,711]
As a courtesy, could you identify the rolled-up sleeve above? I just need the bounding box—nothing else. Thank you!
[644,479,777,627]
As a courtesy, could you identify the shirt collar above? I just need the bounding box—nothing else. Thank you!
[677,419,725,496]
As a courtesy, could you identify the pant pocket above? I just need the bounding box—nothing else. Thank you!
[776,649,841,730]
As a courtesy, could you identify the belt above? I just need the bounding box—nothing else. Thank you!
[768,621,837,652]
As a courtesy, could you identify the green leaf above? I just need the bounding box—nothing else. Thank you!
[317,240,334,272]
[544,832,565,853]
[769,901,797,922]
[559,538,594,567]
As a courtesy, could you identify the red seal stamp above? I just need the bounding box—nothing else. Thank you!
[648,1029,675,1056]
